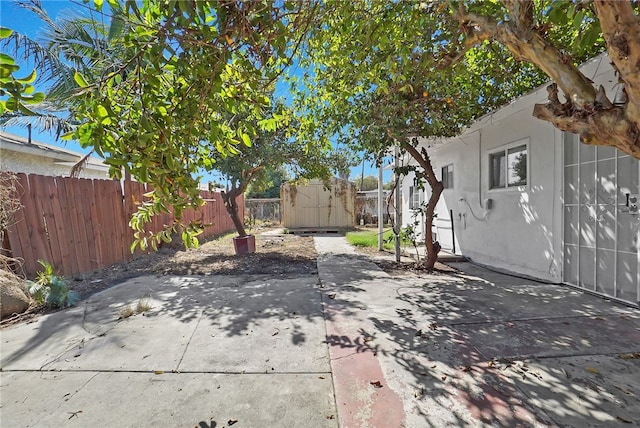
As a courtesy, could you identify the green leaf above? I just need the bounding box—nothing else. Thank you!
[4,97,18,111]
[0,27,13,39]
[22,92,45,104]
[94,0,104,11]
[61,131,75,140]
[573,11,586,29]
[241,133,252,147]
[0,53,15,65]
[18,102,38,115]
[74,71,89,88]
[96,104,109,118]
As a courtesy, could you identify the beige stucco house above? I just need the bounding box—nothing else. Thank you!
[0,131,109,179]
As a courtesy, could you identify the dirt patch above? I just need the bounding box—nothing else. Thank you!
[67,229,317,300]
[353,245,459,276]
[2,228,317,327]
[2,229,458,327]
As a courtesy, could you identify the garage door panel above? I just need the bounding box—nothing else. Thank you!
[563,132,639,305]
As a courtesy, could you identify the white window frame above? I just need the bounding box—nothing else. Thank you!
[409,185,423,210]
[442,164,454,189]
[488,138,529,192]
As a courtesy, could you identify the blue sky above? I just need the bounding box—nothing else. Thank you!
[1,0,393,184]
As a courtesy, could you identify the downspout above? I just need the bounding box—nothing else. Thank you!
[478,129,483,209]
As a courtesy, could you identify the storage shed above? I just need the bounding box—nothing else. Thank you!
[281,178,356,229]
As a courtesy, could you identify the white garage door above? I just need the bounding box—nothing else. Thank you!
[563,133,640,306]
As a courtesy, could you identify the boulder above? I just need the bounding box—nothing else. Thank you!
[0,269,31,319]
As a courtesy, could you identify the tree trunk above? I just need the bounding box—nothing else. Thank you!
[423,184,443,271]
[402,142,444,271]
[221,188,247,237]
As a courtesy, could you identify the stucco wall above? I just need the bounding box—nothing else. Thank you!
[402,54,617,282]
[0,149,109,179]
[430,113,563,282]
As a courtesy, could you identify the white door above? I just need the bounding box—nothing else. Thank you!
[563,133,640,305]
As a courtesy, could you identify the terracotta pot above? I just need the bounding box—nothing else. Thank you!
[233,235,256,255]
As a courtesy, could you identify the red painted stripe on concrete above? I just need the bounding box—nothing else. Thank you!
[325,307,405,428]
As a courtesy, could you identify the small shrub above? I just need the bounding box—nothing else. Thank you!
[118,298,152,319]
[28,260,79,309]
[135,298,152,313]
[118,305,135,319]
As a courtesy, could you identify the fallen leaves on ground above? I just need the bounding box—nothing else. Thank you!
[619,353,640,360]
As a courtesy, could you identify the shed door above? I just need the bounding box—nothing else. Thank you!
[299,186,320,227]
[563,132,640,305]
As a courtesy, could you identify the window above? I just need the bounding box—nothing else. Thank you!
[442,164,454,189]
[489,143,527,189]
[409,186,423,210]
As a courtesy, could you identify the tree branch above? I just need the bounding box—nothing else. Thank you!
[594,0,640,120]
[503,0,534,29]
[456,4,597,109]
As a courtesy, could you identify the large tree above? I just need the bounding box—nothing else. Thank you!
[213,104,330,238]
[293,1,550,269]
[5,0,319,248]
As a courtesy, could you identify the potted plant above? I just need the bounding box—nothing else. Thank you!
[213,103,329,255]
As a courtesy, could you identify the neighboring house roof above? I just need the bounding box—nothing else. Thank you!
[0,131,109,175]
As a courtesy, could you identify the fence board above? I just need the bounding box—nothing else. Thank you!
[34,175,61,272]
[111,180,128,263]
[91,180,110,267]
[49,176,78,275]
[5,174,240,278]
[33,175,59,271]
[67,179,91,274]
[78,179,99,272]
[9,174,37,275]
[56,178,81,275]
[86,179,106,270]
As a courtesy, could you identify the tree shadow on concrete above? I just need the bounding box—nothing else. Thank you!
[0,253,377,371]
[341,262,640,427]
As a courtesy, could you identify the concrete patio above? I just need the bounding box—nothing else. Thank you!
[1,235,639,427]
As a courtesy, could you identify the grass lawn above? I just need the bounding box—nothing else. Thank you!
[346,228,407,251]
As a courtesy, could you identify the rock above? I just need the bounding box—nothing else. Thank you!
[0,269,31,319]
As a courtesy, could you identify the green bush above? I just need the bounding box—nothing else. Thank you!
[28,260,79,309]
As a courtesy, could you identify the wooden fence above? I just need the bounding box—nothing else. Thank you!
[4,173,242,279]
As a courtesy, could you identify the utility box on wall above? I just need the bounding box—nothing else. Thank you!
[281,178,356,229]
